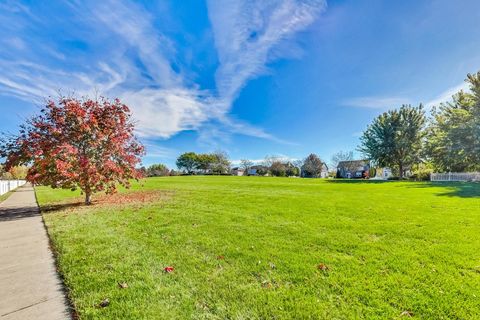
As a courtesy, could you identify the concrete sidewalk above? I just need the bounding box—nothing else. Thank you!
[0,184,70,319]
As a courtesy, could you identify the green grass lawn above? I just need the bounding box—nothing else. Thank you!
[36,176,480,319]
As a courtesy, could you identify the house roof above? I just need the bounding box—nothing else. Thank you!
[337,160,369,168]
[250,165,268,170]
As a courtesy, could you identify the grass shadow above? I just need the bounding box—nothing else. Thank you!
[404,182,480,198]
[327,179,480,198]
[326,179,391,184]
[41,202,86,213]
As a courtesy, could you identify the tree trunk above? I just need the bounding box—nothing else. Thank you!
[85,191,92,205]
[399,163,404,179]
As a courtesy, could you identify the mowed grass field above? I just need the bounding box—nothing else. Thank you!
[36,176,480,319]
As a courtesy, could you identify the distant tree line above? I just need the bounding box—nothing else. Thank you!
[176,151,231,175]
[360,71,480,178]
[143,153,329,178]
[237,154,328,177]
[259,155,301,177]
[144,164,171,177]
[139,151,231,177]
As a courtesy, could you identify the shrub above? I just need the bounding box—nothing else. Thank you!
[410,165,433,181]
[270,161,287,177]
[147,164,170,177]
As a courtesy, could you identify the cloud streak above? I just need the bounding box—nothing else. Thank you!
[208,0,326,104]
[342,96,412,109]
[0,0,325,148]
[343,81,471,112]
[424,81,469,108]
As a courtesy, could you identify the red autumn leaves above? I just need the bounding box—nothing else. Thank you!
[164,266,175,273]
[163,261,329,275]
[317,263,329,271]
[0,96,145,204]
[97,259,330,309]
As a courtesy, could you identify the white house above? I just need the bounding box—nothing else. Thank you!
[376,167,393,179]
[231,167,245,176]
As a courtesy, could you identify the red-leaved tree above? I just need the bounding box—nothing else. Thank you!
[0,97,145,204]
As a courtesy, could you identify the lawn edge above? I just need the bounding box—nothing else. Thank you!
[34,186,80,320]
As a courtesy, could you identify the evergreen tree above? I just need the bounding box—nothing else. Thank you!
[426,72,480,172]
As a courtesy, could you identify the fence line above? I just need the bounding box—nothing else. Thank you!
[0,180,27,196]
[430,172,480,182]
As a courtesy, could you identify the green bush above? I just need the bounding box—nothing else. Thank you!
[410,164,434,181]
[410,169,433,181]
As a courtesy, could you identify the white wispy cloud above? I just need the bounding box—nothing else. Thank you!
[342,96,412,109]
[0,0,325,150]
[230,158,266,166]
[220,117,299,145]
[120,88,215,138]
[194,0,327,145]
[344,81,471,111]
[352,131,362,137]
[207,0,326,104]
[86,0,180,88]
[0,0,209,140]
[424,81,469,108]
[0,59,125,103]
[141,142,176,158]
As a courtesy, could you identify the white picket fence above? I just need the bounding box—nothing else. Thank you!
[430,172,480,182]
[0,180,27,196]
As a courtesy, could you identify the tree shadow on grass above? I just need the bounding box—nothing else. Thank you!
[326,179,391,184]
[404,182,480,198]
[326,179,480,198]
[41,201,86,213]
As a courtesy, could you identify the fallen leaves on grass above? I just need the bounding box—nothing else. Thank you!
[98,298,110,308]
[95,190,172,206]
[400,310,414,317]
[261,278,279,289]
[317,263,329,271]
[118,282,128,289]
[216,255,225,260]
[41,190,173,214]
[164,266,175,273]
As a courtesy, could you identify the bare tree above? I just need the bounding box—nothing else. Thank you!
[210,150,231,174]
[301,153,324,178]
[293,159,303,168]
[240,159,254,171]
[330,151,354,170]
[263,155,283,168]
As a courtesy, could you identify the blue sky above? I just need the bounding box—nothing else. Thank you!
[1,0,480,168]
